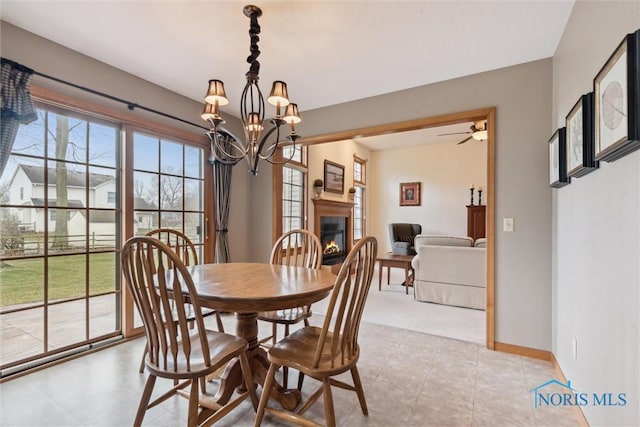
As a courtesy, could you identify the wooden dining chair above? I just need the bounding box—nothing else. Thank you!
[139,228,224,374]
[257,229,323,388]
[122,236,258,427]
[254,236,378,427]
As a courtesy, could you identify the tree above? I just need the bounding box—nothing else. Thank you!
[50,116,70,250]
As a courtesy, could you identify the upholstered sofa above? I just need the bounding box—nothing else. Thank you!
[388,223,422,255]
[411,235,486,310]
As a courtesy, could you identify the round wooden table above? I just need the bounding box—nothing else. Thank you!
[185,263,336,410]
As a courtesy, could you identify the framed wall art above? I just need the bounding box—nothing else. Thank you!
[594,29,640,162]
[566,92,598,177]
[399,182,421,206]
[549,128,570,188]
[323,160,345,193]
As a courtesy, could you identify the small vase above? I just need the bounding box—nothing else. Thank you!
[313,186,322,198]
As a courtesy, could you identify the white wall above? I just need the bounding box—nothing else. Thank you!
[552,1,640,425]
[369,140,486,253]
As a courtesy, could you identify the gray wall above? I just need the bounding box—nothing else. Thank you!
[0,22,252,263]
[251,59,554,351]
[552,1,639,425]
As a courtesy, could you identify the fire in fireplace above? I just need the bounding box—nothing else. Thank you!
[320,216,346,265]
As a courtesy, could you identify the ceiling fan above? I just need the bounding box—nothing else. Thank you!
[438,120,488,145]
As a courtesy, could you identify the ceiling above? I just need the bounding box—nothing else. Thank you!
[354,122,477,151]
[1,1,574,150]
[2,1,574,113]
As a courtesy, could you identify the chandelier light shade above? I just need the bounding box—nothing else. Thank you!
[202,5,301,175]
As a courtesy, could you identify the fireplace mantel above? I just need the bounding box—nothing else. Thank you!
[313,198,354,261]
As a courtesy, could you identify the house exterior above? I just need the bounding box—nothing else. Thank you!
[6,164,116,240]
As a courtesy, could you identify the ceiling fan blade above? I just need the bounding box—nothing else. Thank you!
[457,136,473,145]
[438,131,472,136]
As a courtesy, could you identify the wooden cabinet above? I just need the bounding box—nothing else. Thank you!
[466,205,486,241]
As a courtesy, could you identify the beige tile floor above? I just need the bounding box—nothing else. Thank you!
[0,312,580,427]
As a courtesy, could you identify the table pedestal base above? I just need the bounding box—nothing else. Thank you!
[206,312,301,411]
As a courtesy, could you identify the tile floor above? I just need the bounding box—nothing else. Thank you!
[0,313,579,427]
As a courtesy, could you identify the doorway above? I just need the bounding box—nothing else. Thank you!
[301,107,496,349]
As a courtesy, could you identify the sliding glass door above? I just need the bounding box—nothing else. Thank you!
[0,104,121,375]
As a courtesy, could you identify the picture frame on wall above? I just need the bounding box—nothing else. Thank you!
[399,182,421,206]
[323,160,345,193]
[566,92,598,177]
[594,29,640,162]
[549,128,570,188]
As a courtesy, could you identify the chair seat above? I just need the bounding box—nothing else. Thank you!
[145,329,247,379]
[268,326,359,376]
[257,307,311,324]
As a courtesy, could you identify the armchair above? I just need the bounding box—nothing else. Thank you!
[388,223,422,255]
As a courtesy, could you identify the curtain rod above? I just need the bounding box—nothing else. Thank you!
[2,57,210,132]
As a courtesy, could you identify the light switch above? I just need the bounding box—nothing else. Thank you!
[503,218,514,232]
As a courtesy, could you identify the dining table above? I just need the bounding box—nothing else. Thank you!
[181,262,336,412]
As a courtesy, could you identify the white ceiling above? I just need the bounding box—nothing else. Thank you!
[2,1,574,112]
[1,1,574,150]
[354,121,477,151]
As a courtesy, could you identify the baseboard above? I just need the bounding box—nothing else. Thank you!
[551,353,590,427]
[494,341,552,361]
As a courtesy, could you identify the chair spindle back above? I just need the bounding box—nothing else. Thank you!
[270,229,323,269]
[313,236,377,368]
[122,236,210,372]
[146,228,198,267]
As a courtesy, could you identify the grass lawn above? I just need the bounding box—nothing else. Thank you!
[0,252,117,307]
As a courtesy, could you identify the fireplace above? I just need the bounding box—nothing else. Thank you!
[320,216,347,265]
[312,198,354,267]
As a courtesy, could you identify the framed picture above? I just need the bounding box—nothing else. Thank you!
[566,92,598,178]
[399,182,421,206]
[549,128,570,188]
[323,160,344,193]
[594,29,640,162]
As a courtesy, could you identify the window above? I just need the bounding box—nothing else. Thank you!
[282,166,305,233]
[107,191,116,203]
[353,155,366,240]
[20,187,24,200]
[274,145,307,239]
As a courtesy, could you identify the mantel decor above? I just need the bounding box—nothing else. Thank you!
[593,29,640,162]
[201,5,302,175]
[566,92,598,177]
[400,182,421,206]
[323,160,345,194]
[549,128,570,188]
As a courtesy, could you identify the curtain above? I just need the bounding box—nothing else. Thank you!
[1,59,38,176]
[212,134,235,263]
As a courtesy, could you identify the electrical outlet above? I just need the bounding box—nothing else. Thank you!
[503,217,514,232]
[572,337,578,360]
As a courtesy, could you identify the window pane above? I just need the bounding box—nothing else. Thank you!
[133,171,158,209]
[161,140,183,175]
[160,175,183,210]
[184,179,203,211]
[185,146,203,179]
[184,212,204,245]
[48,254,87,301]
[133,133,159,172]
[89,294,118,338]
[88,166,116,208]
[47,114,88,162]
[48,208,87,254]
[88,123,117,168]
[0,258,44,308]
[47,161,87,208]
[161,212,183,230]
[49,301,85,348]
[12,113,45,157]
[134,211,158,235]
[89,253,116,295]
[88,211,116,251]
[0,308,44,362]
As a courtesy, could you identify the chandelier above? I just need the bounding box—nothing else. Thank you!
[201,5,301,175]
